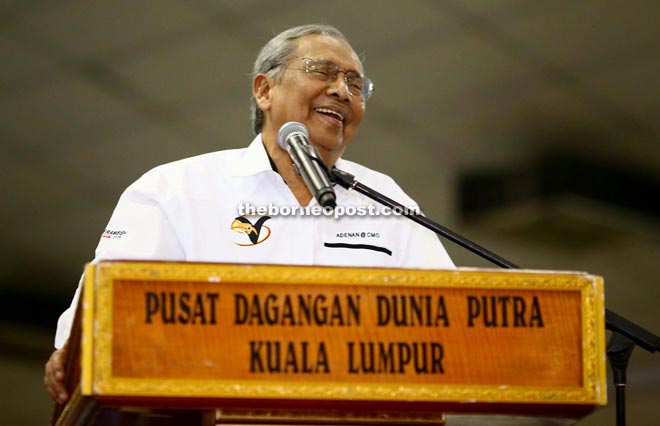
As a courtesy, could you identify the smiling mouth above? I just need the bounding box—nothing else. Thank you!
[314,107,345,123]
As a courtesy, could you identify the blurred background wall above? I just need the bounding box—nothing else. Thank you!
[1,1,658,424]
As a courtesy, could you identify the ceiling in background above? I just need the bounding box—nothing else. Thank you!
[1,2,659,424]
[2,0,659,317]
[1,0,659,340]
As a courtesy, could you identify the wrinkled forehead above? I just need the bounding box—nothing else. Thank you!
[291,34,363,74]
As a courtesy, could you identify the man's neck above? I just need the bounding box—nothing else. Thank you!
[261,132,314,206]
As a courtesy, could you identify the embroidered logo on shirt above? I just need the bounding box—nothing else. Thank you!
[101,229,127,239]
[231,216,271,246]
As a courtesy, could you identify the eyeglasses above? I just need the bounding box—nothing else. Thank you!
[288,57,374,100]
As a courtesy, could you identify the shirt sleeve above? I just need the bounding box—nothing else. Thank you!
[54,172,185,348]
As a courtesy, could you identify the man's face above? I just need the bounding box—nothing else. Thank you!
[265,34,366,159]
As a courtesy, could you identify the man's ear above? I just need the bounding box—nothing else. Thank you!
[253,74,273,112]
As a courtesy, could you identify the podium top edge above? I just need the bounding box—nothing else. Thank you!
[86,260,602,280]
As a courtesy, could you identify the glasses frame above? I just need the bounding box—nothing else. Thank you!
[288,57,374,100]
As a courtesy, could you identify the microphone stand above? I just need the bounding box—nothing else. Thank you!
[329,166,660,426]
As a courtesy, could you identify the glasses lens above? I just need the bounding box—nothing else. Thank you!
[342,72,361,95]
[344,71,374,100]
[362,77,374,100]
[305,59,332,78]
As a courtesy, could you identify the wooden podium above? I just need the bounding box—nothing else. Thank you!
[53,261,607,425]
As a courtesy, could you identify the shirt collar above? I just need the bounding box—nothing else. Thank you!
[229,134,276,177]
[230,133,349,179]
[334,156,348,171]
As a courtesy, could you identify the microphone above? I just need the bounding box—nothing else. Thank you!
[277,122,337,208]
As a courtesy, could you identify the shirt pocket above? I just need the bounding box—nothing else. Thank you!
[318,218,401,267]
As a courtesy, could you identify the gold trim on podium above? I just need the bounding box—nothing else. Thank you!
[81,266,95,396]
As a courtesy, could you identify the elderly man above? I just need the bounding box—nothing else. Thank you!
[44,24,454,404]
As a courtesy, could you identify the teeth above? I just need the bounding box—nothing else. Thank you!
[315,107,344,121]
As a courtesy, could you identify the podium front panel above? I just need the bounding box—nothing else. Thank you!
[81,261,606,416]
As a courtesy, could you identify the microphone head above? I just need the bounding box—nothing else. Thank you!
[277,121,309,149]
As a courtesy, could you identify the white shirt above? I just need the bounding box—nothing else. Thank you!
[55,135,454,348]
